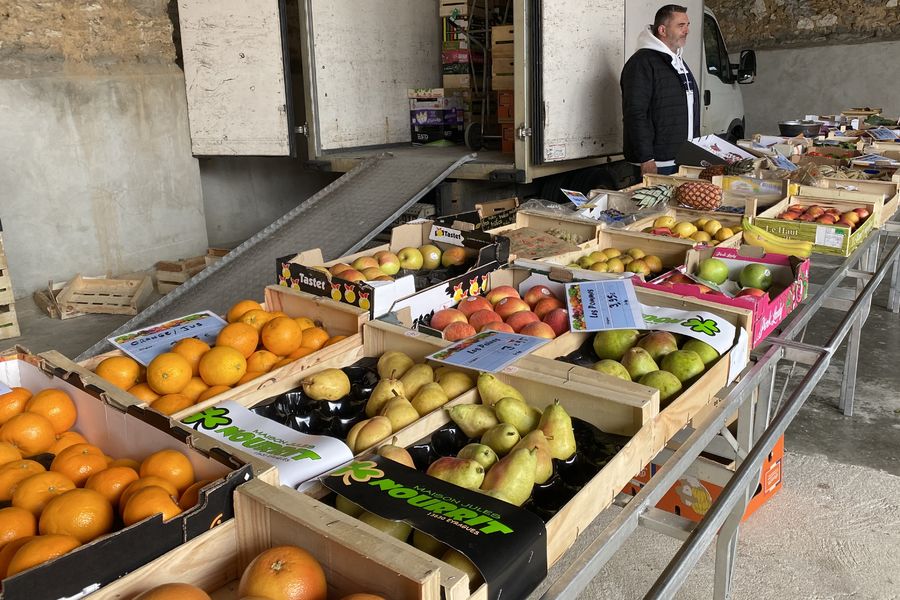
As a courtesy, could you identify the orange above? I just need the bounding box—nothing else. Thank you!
[226,299,263,323]
[260,317,303,356]
[269,311,289,319]
[0,506,37,548]
[11,471,76,516]
[238,545,327,600]
[6,534,81,577]
[24,389,77,434]
[108,457,141,471]
[146,352,192,395]
[180,377,210,402]
[178,479,212,510]
[171,338,212,376]
[48,431,88,456]
[0,536,33,578]
[119,477,179,512]
[128,382,161,403]
[238,309,276,332]
[39,488,113,543]
[50,443,108,486]
[94,356,141,390]
[247,350,281,373]
[139,449,195,494]
[133,583,212,600]
[216,322,260,359]
[323,335,348,347]
[300,327,330,351]
[0,387,31,425]
[196,385,231,403]
[122,486,183,526]
[287,346,315,360]
[0,441,23,466]
[237,371,264,385]
[0,461,47,501]
[85,466,139,506]
[198,346,247,387]
[150,394,194,416]
[294,316,316,331]
[0,412,56,456]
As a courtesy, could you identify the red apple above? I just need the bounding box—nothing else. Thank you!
[480,321,514,333]
[835,218,855,229]
[853,208,870,219]
[788,204,804,211]
[542,308,570,337]
[523,285,556,308]
[430,308,468,331]
[495,297,531,320]
[815,215,836,225]
[486,285,521,305]
[339,269,366,283]
[780,212,797,221]
[468,309,503,331]
[695,284,712,294]
[519,322,556,339]
[798,214,817,222]
[505,310,541,333]
[651,227,674,236]
[443,321,476,342]
[329,263,353,276]
[737,288,767,298]
[457,295,492,317]
[667,273,694,285]
[533,296,564,320]
[840,211,860,224]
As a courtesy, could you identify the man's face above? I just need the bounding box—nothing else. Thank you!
[659,12,690,51]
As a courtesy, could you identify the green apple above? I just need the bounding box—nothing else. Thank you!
[397,247,424,270]
[739,263,773,291]
[419,244,442,270]
[697,258,729,285]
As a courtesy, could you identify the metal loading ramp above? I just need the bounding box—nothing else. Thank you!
[78,151,475,360]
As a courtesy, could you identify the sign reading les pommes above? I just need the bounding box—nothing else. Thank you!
[323,456,547,600]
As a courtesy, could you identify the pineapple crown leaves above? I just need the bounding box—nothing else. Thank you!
[631,184,676,208]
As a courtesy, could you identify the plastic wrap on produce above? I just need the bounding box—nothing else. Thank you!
[516,195,663,229]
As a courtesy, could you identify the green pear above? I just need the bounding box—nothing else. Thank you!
[426,457,485,490]
[661,349,706,382]
[334,494,363,517]
[494,397,542,436]
[592,329,640,361]
[620,347,659,380]
[301,368,350,401]
[457,443,498,470]
[538,400,576,460]
[378,396,420,432]
[480,447,537,506]
[412,529,447,557]
[366,377,405,417]
[513,430,554,484]
[447,404,498,438]
[377,438,416,469]
[682,339,720,366]
[399,363,434,398]
[436,369,475,398]
[476,372,525,407]
[441,548,484,592]
[592,359,631,381]
[479,488,515,505]
[637,331,679,362]
[377,351,415,379]
[358,511,411,541]
[638,370,683,404]
[410,382,450,415]
[346,416,393,453]
[480,423,520,456]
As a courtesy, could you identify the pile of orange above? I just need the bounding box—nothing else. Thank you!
[0,384,210,579]
[93,299,347,416]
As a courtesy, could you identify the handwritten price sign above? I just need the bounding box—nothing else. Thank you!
[108,310,227,365]
[426,331,550,373]
[565,280,643,332]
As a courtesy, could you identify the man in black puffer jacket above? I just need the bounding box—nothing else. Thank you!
[621,4,700,176]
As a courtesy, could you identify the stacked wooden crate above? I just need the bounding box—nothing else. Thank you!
[0,230,20,340]
[492,25,515,153]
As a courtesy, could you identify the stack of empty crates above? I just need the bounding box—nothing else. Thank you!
[492,24,514,154]
[0,224,20,341]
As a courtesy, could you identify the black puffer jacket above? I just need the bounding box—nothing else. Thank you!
[621,48,700,164]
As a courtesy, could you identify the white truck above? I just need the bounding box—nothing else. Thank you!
[178,0,756,185]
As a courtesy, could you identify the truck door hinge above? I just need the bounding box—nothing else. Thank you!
[517,124,533,140]
[294,123,309,136]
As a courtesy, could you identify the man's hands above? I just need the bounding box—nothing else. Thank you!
[640,159,657,175]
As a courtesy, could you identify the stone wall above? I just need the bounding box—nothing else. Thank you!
[707,0,900,50]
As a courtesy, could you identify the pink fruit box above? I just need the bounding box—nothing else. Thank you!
[634,245,810,348]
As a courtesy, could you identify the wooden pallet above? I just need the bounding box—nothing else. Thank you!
[0,233,19,340]
[56,274,152,316]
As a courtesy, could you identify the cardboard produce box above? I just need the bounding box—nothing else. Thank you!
[436,197,520,233]
[279,220,507,319]
[626,207,744,250]
[0,349,271,600]
[812,175,900,225]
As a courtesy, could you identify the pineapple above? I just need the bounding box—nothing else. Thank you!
[698,158,756,181]
[674,181,723,210]
[631,184,675,208]
[697,165,726,181]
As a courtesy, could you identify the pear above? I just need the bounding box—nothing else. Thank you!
[412,529,447,557]
[426,457,485,490]
[378,396,420,432]
[301,368,350,401]
[592,359,631,381]
[441,548,483,592]
[682,339,720,366]
[377,351,415,379]
[400,363,434,398]
[620,347,659,381]
[436,369,475,398]
[538,400,576,460]
[334,494,363,517]
[638,370,682,404]
[377,438,416,469]
[479,488,515,505]
[661,349,706,382]
[366,378,405,417]
[457,443,498,470]
[480,447,537,506]
[358,511,411,541]
[592,329,639,361]
[346,416,393,453]
[637,331,679,362]
[513,430,554,484]
[447,404,498,439]
[410,382,450,416]
[494,397,542,436]
[480,423,520,456]
[476,372,524,407]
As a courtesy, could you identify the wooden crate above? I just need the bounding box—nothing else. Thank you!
[501,122,515,153]
[205,247,230,266]
[626,208,744,249]
[492,56,513,78]
[497,90,514,123]
[488,210,603,252]
[491,23,515,91]
[0,303,19,341]
[155,255,207,294]
[90,479,441,600]
[492,75,513,91]
[56,274,152,316]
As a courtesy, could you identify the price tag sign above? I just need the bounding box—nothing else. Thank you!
[426,331,550,373]
[560,188,590,207]
[565,280,643,332]
[109,310,227,366]
[814,226,845,249]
